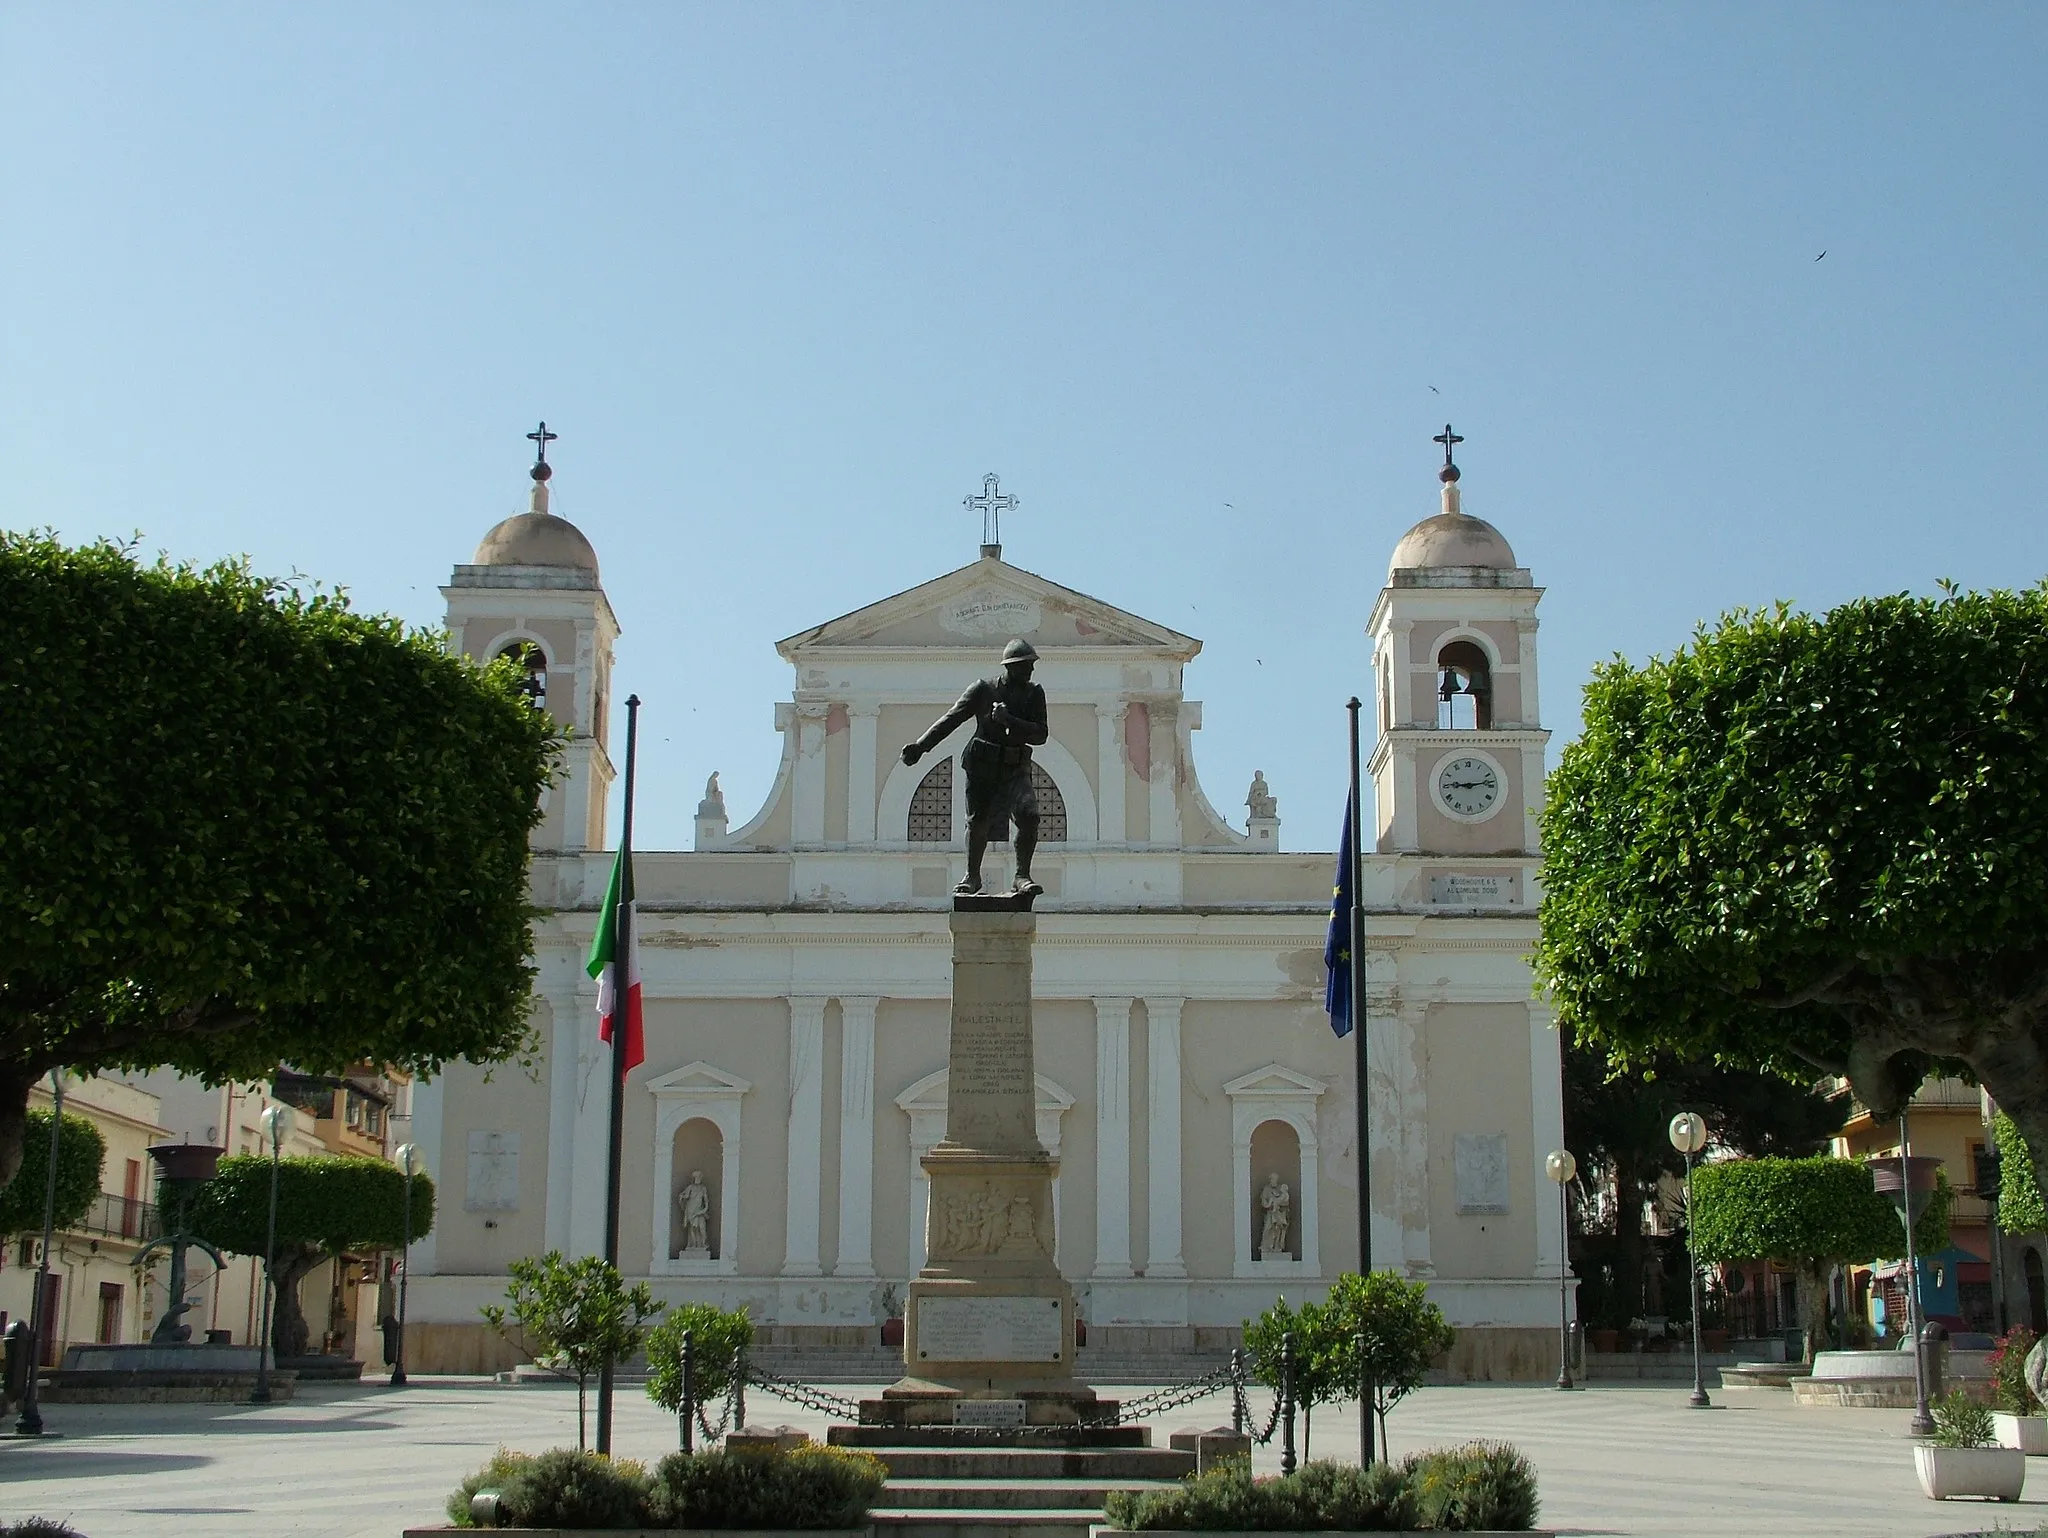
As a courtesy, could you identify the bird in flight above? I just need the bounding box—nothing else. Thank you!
[1428,385,1440,394]
[1815,250,1826,261]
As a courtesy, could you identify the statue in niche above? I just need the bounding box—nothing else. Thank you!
[1246,770,1277,821]
[677,1170,712,1256]
[1258,1172,1292,1259]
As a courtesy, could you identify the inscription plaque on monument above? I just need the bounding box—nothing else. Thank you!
[953,1398,1028,1427]
[915,1294,1064,1363]
[1428,872,1517,907]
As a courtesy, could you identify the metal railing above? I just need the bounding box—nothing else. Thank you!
[68,1194,159,1243]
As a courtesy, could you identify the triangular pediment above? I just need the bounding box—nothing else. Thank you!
[778,556,1199,660]
[645,1061,751,1098]
[1223,1064,1329,1099]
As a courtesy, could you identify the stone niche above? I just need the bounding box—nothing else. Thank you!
[647,1061,749,1277]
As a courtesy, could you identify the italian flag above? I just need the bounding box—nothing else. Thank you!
[586,845,643,1073]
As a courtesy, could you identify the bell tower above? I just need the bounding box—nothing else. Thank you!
[1365,428,1547,858]
[442,424,619,852]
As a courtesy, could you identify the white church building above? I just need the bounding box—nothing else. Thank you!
[404,449,1568,1380]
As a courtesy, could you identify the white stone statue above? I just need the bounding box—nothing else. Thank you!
[698,773,726,820]
[1246,770,1277,821]
[677,1170,712,1255]
[1258,1172,1292,1259]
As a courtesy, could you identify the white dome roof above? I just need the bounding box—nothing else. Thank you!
[473,511,600,574]
[1388,512,1518,574]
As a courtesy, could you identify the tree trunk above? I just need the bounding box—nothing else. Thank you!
[0,1068,37,1194]
[1802,1262,1830,1364]
[1302,1401,1312,1463]
[577,1376,588,1452]
[270,1249,321,1359]
[1612,1149,1649,1326]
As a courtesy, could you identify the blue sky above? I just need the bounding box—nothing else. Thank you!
[6,5,2044,851]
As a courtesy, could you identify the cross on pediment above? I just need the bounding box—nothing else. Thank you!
[964,473,1018,552]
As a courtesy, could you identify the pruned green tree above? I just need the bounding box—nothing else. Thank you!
[1564,1035,1843,1326]
[1243,1293,1346,1462]
[1690,1155,1950,1358]
[1538,586,2048,1199]
[0,1104,105,1236]
[187,1154,435,1358]
[1994,1112,2048,1235]
[0,533,560,1192]
[1320,1270,1457,1451]
[483,1252,664,1450]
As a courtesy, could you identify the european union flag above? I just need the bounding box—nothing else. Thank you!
[1324,791,1355,1038]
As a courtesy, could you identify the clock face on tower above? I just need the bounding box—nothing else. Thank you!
[1435,754,1502,819]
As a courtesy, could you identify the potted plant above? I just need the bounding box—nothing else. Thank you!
[1989,1326,2046,1453]
[1915,1390,2026,1502]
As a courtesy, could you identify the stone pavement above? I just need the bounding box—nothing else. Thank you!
[0,1379,2021,1538]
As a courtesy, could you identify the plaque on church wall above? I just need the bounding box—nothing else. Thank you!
[1428,872,1517,907]
[916,1295,1063,1363]
[465,1130,520,1212]
[941,591,1043,639]
[954,1398,1027,1426]
[1453,1133,1510,1214]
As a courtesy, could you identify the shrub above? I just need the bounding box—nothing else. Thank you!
[1403,1443,1540,1533]
[1991,1325,2040,1415]
[645,1442,888,1529]
[2,1522,89,1537]
[1932,1388,1996,1450]
[1103,1459,1421,1531]
[446,1447,649,1529]
[645,1301,756,1416]
[447,1447,533,1526]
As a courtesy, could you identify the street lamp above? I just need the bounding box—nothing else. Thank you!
[15,1071,65,1437]
[1872,1110,1941,1439]
[1669,1111,1711,1409]
[251,1104,290,1404]
[1545,1148,1577,1390]
[391,1142,416,1388]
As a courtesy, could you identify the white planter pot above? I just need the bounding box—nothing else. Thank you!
[1915,1443,2027,1501]
[1995,1412,2048,1454]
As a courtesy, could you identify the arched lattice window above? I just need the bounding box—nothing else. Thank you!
[992,763,1067,844]
[905,757,1068,843]
[908,758,953,843]
[498,641,549,710]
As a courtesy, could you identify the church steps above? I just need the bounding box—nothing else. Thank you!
[878,1479,1180,1510]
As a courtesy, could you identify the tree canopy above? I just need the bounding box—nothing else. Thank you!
[187,1153,435,1358]
[1537,586,2048,1196]
[1692,1155,1950,1357]
[0,534,560,1190]
[0,1104,105,1236]
[483,1252,665,1451]
[1994,1112,2047,1235]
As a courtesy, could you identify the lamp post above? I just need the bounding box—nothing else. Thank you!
[1545,1149,1577,1390]
[391,1143,416,1388]
[15,1070,65,1437]
[1873,1111,1941,1438]
[1668,1111,1711,1409]
[251,1104,290,1404]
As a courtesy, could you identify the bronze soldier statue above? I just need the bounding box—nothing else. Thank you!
[902,638,1049,896]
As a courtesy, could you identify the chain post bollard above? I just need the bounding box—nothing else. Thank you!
[1280,1331,1297,1476]
[1230,1347,1245,1435]
[680,1328,695,1453]
[1357,1329,1373,1468]
[733,1342,748,1432]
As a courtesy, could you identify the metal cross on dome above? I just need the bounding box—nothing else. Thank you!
[527,421,559,465]
[964,472,1019,549]
[1433,424,1464,468]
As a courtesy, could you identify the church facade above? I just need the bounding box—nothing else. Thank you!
[406,456,1568,1379]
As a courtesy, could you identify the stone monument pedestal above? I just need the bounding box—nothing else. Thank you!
[866,892,1103,1429]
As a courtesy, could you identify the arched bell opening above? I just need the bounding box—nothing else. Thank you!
[1436,639,1493,730]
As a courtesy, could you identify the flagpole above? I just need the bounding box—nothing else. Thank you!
[1347,697,1373,1466]
[595,693,641,1458]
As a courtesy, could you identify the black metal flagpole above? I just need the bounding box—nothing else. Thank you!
[1347,697,1374,1465]
[595,693,641,1457]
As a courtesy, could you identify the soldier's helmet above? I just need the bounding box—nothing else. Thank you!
[1001,638,1039,664]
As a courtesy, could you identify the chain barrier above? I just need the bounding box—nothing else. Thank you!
[744,1363,864,1421]
[1113,1359,1236,1423]
[1228,1351,1286,1445]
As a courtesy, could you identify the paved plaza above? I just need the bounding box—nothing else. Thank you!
[0,1378,2005,1538]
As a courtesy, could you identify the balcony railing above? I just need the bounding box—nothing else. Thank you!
[68,1194,159,1243]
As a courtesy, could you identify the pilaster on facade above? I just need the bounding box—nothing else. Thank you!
[409,1073,445,1276]
[1095,702,1128,844]
[781,996,828,1276]
[1143,996,1186,1278]
[1092,997,1135,1278]
[846,707,881,845]
[1391,995,1435,1277]
[563,982,612,1261]
[791,706,830,847]
[833,996,880,1276]
[1528,998,1568,1281]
